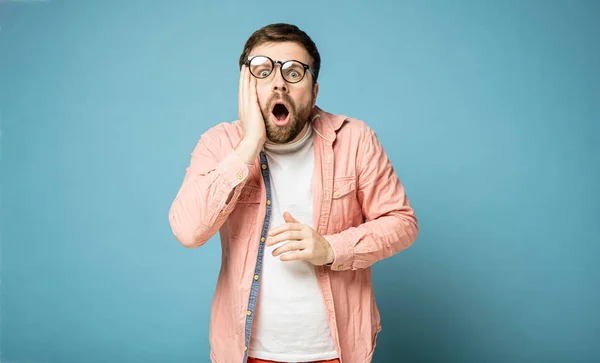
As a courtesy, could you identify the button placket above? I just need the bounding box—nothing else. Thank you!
[243,152,272,362]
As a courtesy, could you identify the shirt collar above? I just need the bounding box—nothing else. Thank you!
[311,106,347,144]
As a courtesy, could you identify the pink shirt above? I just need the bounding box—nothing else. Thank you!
[169,107,419,363]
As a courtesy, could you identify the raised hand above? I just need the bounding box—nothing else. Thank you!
[238,65,266,145]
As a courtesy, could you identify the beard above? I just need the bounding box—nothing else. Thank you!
[261,92,314,144]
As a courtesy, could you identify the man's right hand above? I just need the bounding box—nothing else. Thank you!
[236,65,266,165]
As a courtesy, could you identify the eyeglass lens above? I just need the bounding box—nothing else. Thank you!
[248,56,305,83]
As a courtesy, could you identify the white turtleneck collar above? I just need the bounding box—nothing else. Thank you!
[263,122,313,155]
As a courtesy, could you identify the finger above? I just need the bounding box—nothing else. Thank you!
[241,65,249,108]
[239,65,246,112]
[279,250,311,262]
[283,211,300,223]
[272,241,305,257]
[268,223,304,236]
[266,230,304,246]
[250,71,259,105]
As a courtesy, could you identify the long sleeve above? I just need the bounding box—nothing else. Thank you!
[324,127,419,270]
[168,127,251,248]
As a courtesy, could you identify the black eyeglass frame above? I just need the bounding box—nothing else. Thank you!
[245,55,316,84]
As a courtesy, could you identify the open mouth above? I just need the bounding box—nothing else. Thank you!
[272,103,290,123]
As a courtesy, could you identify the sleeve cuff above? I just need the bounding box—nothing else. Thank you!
[323,232,355,271]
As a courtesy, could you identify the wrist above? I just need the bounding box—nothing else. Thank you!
[235,137,263,165]
[326,245,335,265]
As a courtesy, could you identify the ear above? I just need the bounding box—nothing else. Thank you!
[312,82,319,108]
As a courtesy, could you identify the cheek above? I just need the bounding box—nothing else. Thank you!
[256,84,271,107]
[291,91,313,108]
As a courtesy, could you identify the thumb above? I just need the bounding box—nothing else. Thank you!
[283,211,299,223]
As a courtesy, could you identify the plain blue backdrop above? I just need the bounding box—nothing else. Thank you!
[1,1,598,362]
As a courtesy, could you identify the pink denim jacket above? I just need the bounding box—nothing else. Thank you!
[169,106,419,363]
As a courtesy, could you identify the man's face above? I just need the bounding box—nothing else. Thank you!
[249,41,319,144]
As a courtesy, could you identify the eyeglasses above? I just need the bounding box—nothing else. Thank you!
[246,55,315,84]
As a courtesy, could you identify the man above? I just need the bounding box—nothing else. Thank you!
[169,23,418,363]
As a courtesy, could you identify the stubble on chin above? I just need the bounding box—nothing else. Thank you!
[263,96,314,144]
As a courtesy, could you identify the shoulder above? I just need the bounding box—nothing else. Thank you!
[198,120,243,150]
[191,120,242,157]
[202,120,243,140]
[340,116,373,132]
[312,106,377,144]
[335,115,378,144]
[332,116,387,172]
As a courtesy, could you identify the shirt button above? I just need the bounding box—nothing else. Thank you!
[337,265,343,270]
[333,191,340,198]
[254,275,259,280]
[261,164,267,169]
[237,173,243,179]
[247,310,252,316]
[221,210,227,215]
[266,200,271,206]
[261,237,265,242]
[244,346,248,351]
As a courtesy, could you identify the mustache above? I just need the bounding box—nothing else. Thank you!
[267,93,295,110]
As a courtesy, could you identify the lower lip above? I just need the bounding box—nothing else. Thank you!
[271,113,291,126]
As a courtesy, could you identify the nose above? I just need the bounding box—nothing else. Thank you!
[271,65,288,93]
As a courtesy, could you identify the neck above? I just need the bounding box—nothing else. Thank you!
[264,122,313,154]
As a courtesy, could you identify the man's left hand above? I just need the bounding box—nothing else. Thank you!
[266,212,334,266]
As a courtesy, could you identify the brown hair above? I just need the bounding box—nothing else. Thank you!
[238,23,321,83]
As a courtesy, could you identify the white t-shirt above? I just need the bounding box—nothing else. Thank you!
[248,122,338,362]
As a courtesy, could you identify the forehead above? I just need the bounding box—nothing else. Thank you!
[250,41,312,65]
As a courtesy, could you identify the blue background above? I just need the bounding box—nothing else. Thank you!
[1,1,598,362]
